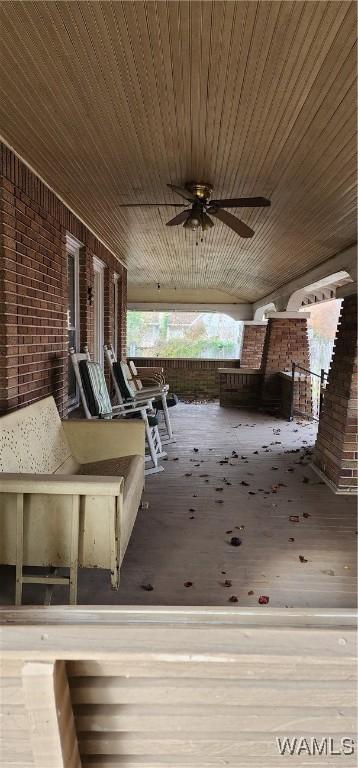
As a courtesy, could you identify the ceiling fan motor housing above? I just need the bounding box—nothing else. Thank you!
[185,182,213,200]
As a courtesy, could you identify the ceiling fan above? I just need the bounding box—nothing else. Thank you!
[118,182,270,238]
[165,183,270,238]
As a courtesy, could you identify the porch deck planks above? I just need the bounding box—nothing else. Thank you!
[0,403,356,608]
[75,403,356,609]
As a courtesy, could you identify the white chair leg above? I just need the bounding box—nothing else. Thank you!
[141,413,164,475]
[161,394,173,439]
[153,425,167,459]
[144,420,158,466]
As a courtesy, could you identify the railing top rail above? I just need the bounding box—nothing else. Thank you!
[292,361,328,379]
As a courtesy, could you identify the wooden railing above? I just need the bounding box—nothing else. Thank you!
[1,606,356,768]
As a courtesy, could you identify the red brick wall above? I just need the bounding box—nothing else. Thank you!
[313,294,357,492]
[260,315,311,413]
[131,357,240,400]
[0,143,127,417]
[240,323,267,368]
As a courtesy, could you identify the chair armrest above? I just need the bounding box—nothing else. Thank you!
[0,474,122,496]
[133,385,169,399]
[62,419,145,463]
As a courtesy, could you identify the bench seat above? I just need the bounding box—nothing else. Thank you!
[0,396,146,600]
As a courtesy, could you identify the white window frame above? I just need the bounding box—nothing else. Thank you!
[93,255,105,367]
[113,273,119,358]
[66,233,81,410]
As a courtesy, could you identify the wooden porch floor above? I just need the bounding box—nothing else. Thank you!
[1,403,357,608]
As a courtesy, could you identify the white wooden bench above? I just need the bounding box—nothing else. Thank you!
[0,397,145,604]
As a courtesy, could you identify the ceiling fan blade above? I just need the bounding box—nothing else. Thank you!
[210,196,271,208]
[167,183,197,202]
[210,208,254,238]
[166,210,191,226]
[118,203,186,207]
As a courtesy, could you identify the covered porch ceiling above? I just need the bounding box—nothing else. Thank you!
[0,0,356,304]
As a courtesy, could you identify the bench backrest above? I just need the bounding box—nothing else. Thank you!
[0,396,74,474]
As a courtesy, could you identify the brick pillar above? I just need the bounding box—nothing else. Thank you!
[313,291,357,493]
[260,311,311,413]
[240,321,267,368]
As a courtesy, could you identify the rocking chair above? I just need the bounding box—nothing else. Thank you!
[70,348,166,475]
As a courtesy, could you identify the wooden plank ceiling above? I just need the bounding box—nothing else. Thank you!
[0,1,356,303]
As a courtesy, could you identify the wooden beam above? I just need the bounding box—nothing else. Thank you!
[22,660,81,768]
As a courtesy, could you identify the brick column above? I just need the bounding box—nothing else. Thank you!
[260,311,311,413]
[313,290,357,493]
[240,321,267,368]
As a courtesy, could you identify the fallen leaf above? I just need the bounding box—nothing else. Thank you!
[184,473,192,477]
[288,537,295,542]
[248,590,254,595]
[240,480,249,486]
[141,583,154,591]
[230,537,242,547]
[224,579,232,587]
[321,569,335,576]
[193,448,199,452]
[229,595,238,603]
[258,595,269,604]
[289,515,300,523]
[299,555,308,563]
[303,512,310,518]
[184,581,193,587]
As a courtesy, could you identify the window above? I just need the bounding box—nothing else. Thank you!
[127,310,243,359]
[66,234,81,408]
[93,256,105,366]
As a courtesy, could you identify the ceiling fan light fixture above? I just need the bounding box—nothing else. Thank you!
[202,213,214,231]
[184,215,200,230]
